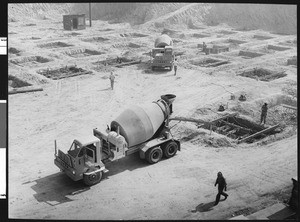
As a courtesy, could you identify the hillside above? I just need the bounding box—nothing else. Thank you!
[8,3,297,34]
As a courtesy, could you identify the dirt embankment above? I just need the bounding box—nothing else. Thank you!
[71,3,297,34]
[8,3,72,21]
[8,3,297,35]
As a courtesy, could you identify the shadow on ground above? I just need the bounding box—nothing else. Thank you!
[191,198,227,213]
[191,201,215,213]
[104,152,157,177]
[25,172,90,206]
[27,153,173,206]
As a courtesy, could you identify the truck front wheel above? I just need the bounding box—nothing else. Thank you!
[162,141,178,158]
[83,171,102,186]
[146,147,162,164]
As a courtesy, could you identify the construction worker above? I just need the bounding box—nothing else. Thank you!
[109,71,115,90]
[260,103,268,125]
[203,42,207,52]
[214,172,228,206]
[173,58,178,76]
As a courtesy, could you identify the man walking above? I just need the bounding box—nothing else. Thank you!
[214,172,228,206]
[260,103,268,125]
[173,58,178,76]
[109,71,115,90]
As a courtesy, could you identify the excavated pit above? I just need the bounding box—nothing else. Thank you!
[227,39,247,44]
[239,68,287,81]
[190,58,230,67]
[267,45,291,51]
[8,47,21,54]
[25,23,36,26]
[192,33,211,38]
[81,36,110,42]
[239,50,265,58]
[218,30,237,35]
[253,35,273,40]
[287,56,297,66]
[93,56,136,66]
[128,43,141,48]
[120,33,148,38]
[8,75,32,88]
[9,56,51,66]
[21,37,41,40]
[205,116,278,143]
[279,39,297,46]
[36,65,92,80]
[68,32,81,36]
[64,48,105,57]
[38,41,73,48]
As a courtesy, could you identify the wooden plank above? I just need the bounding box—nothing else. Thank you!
[9,87,43,95]
[237,124,280,143]
[281,104,297,111]
[210,112,238,124]
[52,71,92,80]
[220,120,252,133]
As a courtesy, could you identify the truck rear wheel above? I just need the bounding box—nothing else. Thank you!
[83,171,102,186]
[146,147,162,164]
[162,141,178,158]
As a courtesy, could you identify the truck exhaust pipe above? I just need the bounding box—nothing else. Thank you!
[54,140,57,156]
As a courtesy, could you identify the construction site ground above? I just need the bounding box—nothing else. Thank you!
[8,6,297,220]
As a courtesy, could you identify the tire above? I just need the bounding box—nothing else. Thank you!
[162,141,178,158]
[83,171,102,186]
[146,147,163,164]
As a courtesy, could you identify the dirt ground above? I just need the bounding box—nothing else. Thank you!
[8,3,297,220]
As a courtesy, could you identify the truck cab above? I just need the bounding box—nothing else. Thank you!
[54,135,108,186]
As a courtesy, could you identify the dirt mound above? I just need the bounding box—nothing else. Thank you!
[204,3,297,34]
[8,3,297,34]
[8,3,72,21]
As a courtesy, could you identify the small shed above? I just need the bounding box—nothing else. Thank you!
[63,14,86,31]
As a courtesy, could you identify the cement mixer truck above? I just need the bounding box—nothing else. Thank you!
[54,94,180,186]
[151,34,175,71]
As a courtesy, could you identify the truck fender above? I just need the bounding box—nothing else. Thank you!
[139,146,150,159]
[174,140,181,151]
[83,166,106,176]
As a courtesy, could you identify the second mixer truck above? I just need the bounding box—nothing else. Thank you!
[151,34,175,71]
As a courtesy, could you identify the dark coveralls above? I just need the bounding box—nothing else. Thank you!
[260,104,268,124]
[174,60,178,76]
[214,175,228,205]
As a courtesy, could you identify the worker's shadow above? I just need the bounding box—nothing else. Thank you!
[191,201,216,213]
[24,172,90,206]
